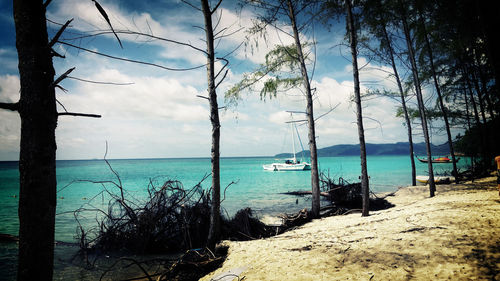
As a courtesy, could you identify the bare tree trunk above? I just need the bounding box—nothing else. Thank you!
[201,0,221,250]
[286,0,320,218]
[346,0,369,216]
[381,24,416,186]
[417,9,458,182]
[474,51,495,118]
[13,0,58,279]
[463,67,482,127]
[470,68,487,124]
[399,0,435,196]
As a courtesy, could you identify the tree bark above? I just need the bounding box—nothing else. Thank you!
[346,0,369,216]
[474,51,495,119]
[286,0,320,218]
[381,24,416,186]
[13,0,58,279]
[399,0,435,196]
[201,0,221,250]
[417,9,458,182]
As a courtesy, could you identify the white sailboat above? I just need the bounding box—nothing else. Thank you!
[263,115,311,171]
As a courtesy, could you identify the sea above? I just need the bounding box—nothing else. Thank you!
[0,155,470,279]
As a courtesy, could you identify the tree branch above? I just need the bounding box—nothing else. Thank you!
[68,76,134,85]
[52,67,76,87]
[62,30,208,55]
[43,0,53,9]
[49,18,73,47]
[0,102,19,112]
[58,112,102,118]
[59,41,206,71]
[211,0,223,14]
[181,0,201,11]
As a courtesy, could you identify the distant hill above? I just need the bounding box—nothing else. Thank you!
[275,142,451,157]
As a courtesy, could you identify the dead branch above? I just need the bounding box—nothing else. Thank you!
[68,76,134,85]
[49,18,73,47]
[92,0,123,48]
[58,112,102,118]
[52,67,75,87]
[0,102,19,112]
[58,41,206,71]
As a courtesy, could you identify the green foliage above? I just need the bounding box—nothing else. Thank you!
[225,44,305,107]
[396,106,419,120]
[454,117,500,164]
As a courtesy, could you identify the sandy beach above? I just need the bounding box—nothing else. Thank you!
[201,177,500,281]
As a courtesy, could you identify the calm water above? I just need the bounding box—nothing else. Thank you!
[0,155,470,280]
[0,155,469,243]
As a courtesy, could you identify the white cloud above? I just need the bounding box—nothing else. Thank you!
[0,75,21,158]
[0,2,453,161]
[48,0,208,66]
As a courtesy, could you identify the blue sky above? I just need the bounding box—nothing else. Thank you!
[0,0,455,160]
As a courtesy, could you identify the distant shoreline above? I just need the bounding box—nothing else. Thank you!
[0,141,458,162]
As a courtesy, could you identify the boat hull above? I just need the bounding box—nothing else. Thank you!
[416,157,460,163]
[416,175,455,184]
[263,163,311,171]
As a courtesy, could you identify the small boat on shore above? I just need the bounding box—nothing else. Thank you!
[414,154,460,163]
[416,175,455,184]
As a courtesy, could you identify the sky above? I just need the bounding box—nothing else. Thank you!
[0,0,458,160]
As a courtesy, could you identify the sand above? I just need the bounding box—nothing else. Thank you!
[201,177,500,281]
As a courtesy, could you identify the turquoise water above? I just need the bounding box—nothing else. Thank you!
[0,155,470,243]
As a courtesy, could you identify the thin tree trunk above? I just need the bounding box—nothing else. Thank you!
[286,0,320,218]
[381,24,416,186]
[346,0,369,216]
[462,87,475,175]
[464,66,482,127]
[474,51,495,118]
[14,0,58,279]
[417,9,458,182]
[201,0,221,250]
[470,67,487,124]
[399,0,435,196]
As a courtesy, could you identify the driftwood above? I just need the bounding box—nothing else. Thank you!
[281,172,394,219]
[0,233,19,242]
[74,174,213,254]
[281,190,330,197]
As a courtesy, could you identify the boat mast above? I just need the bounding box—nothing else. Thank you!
[290,113,297,163]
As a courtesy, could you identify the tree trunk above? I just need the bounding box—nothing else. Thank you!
[286,0,320,218]
[13,0,58,279]
[417,9,458,182]
[346,0,369,216]
[474,51,495,119]
[463,66,482,127]
[381,24,416,186]
[470,67,487,124]
[399,0,435,196]
[201,0,221,250]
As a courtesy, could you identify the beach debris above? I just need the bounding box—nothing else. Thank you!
[280,172,394,219]
[157,246,228,281]
[0,233,19,242]
[222,208,274,240]
[75,174,213,254]
[210,266,248,281]
[279,208,310,229]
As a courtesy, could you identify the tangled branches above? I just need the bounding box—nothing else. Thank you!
[75,173,213,254]
[319,171,394,214]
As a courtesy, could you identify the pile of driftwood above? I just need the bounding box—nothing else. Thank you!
[320,173,394,212]
[279,172,395,228]
[72,159,274,280]
[75,175,213,254]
